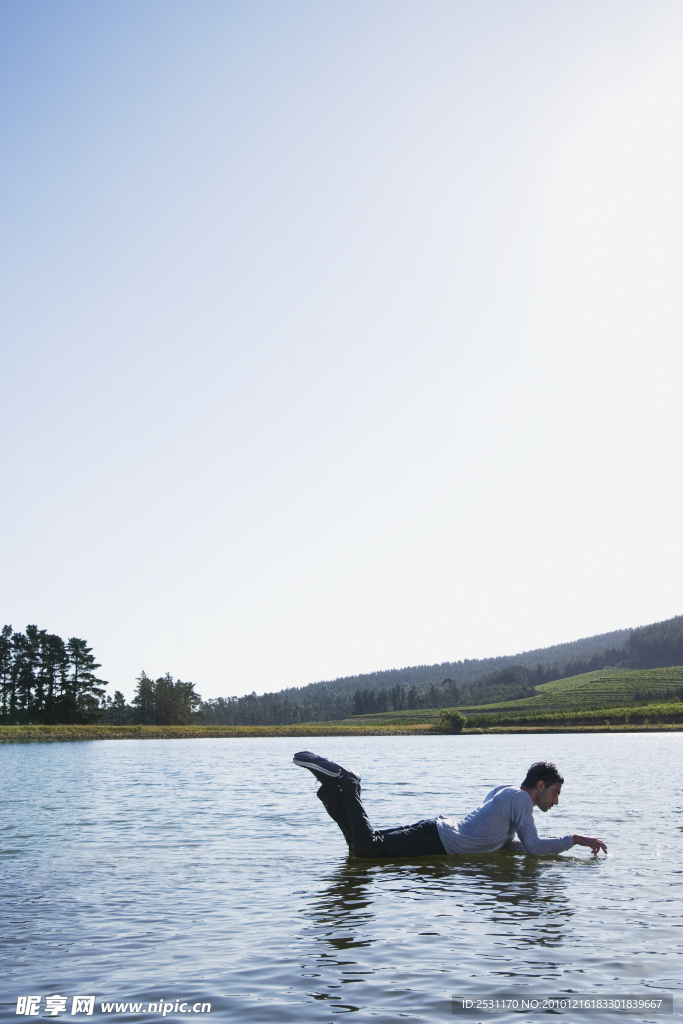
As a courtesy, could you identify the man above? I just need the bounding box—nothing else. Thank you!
[293,751,607,858]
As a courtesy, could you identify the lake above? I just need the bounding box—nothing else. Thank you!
[0,733,680,1022]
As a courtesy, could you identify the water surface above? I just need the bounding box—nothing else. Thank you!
[0,733,680,1022]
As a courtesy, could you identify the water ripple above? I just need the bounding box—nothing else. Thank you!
[0,733,681,1022]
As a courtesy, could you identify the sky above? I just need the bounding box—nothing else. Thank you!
[2,0,683,700]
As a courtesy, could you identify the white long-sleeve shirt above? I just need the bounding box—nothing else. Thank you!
[435,785,573,856]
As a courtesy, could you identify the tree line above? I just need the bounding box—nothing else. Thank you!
[1,625,203,726]
[627,615,683,668]
[0,625,106,724]
[4,613,682,727]
[104,672,204,726]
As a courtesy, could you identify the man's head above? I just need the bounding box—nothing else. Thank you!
[522,761,564,789]
[521,761,564,812]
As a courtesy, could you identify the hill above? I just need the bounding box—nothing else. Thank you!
[288,628,631,698]
[202,614,683,726]
[344,666,683,725]
[302,613,683,698]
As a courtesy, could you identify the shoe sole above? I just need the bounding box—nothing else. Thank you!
[293,755,342,778]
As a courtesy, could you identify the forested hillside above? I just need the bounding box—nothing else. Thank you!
[627,615,683,667]
[202,616,683,726]
[287,627,632,698]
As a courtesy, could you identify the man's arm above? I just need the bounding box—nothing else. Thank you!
[513,794,573,854]
[502,838,525,852]
[571,834,608,856]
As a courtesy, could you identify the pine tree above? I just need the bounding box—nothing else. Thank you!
[0,625,14,720]
[132,671,157,724]
[132,672,203,725]
[62,637,107,722]
[38,631,69,722]
[103,690,132,725]
[11,628,40,720]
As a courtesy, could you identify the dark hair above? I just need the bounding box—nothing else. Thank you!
[521,761,564,789]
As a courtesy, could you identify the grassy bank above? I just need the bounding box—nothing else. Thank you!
[1,702,682,742]
[345,700,683,730]
[0,723,437,743]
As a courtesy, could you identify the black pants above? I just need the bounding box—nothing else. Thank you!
[317,776,446,858]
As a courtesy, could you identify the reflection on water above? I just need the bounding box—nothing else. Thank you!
[305,850,575,1005]
[311,853,573,932]
[0,733,681,1023]
[308,863,376,951]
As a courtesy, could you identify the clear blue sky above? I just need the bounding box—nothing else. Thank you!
[2,1,682,699]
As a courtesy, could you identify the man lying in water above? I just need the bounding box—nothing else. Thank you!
[293,752,607,858]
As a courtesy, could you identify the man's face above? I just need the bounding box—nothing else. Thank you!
[535,781,562,812]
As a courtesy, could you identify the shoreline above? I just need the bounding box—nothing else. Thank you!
[1,722,682,742]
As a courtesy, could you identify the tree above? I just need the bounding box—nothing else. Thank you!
[132,671,157,724]
[440,709,466,733]
[61,637,107,722]
[103,690,132,725]
[37,631,70,723]
[441,677,461,705]
[155,673,203,724]
[11,626,40,719]
[0,626,108,723]
[132,672,203,725]
[0,625,14,719]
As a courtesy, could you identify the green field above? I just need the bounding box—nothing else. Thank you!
[342,666,683,725]
[465,666,683,714]
[462,701,683,729]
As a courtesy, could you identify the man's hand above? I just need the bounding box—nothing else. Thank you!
[572,834,607,856]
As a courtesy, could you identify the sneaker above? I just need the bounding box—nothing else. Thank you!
[293,750,359,783]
